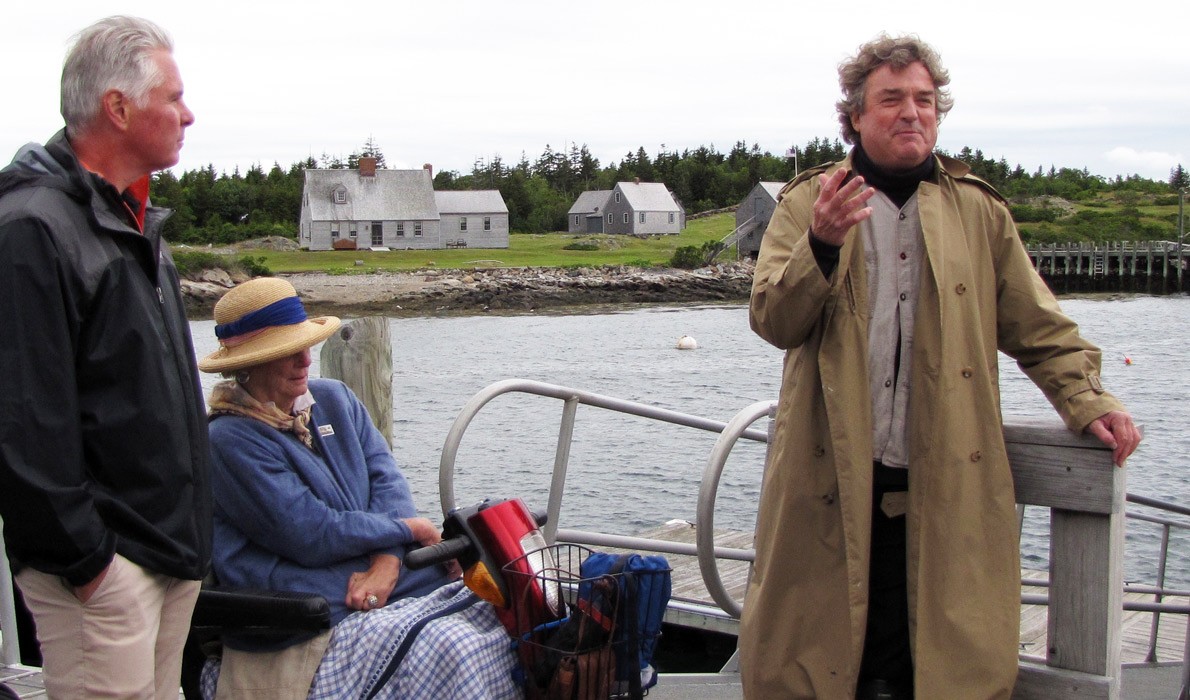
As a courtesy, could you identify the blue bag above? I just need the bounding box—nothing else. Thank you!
[578,552,672,693]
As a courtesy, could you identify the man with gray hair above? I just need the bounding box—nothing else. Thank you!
[0,16,211,698]
[742,34,1140,698]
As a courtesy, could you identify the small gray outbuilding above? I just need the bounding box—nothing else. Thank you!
[735,181,786,258]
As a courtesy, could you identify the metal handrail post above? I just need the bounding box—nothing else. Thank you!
[1147,524,1172,662]
[544,396,580,544]
[696,400,776,618]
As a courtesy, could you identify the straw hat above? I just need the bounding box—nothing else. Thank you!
[198,278,340,373]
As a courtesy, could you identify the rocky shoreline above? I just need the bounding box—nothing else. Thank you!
[180,262,756,319]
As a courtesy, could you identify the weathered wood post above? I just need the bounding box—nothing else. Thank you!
[1008,419,1127,700]
[320,317,393,449]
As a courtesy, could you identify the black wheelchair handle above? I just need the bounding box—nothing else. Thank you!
[404,534,472,570]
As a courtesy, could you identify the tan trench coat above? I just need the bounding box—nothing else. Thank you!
[740,154,1125,699]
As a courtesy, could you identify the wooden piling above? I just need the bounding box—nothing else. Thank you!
[320,316,393,449]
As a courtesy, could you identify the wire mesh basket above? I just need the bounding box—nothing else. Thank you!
[503,543,670,700]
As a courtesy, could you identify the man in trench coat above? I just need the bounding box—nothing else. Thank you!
[741,34,1141,700]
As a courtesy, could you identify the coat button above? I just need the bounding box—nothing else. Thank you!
[822,493,835,505]
[813,445,826,457]
[961,367,973,378]
[955,283,967,295]
[970,451,982,462]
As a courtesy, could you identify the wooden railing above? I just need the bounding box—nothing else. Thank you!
[1006,419,1126,699]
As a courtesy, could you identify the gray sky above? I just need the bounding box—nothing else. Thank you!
[3,1,1187,182]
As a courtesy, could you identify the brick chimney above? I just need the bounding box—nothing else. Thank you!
[423,163,433,179]
[359,157,377,177]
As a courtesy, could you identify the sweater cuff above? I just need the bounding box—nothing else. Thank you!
[808,228,841,278]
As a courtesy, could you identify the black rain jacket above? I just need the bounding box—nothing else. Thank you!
[0,130,211,585]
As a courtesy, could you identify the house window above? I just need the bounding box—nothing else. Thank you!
[414,223,422,237]
[372,222,383,247]
[460,217,467,232]
[607,213,612,224]
[349,223,358,239]
[614,191,621,203]
[669,212,675,224]
[333,189,346,204]
[623,213,629,224]
[484,217,491,231]
[574,215,580,226]
[331,222,340,239]
[396,222,405,237]
[639,212,646,224]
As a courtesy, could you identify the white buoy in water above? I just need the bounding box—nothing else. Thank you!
[676,335,698,350]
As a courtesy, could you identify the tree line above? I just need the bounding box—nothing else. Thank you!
[149,138,1188,245]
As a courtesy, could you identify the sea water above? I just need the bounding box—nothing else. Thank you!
[190,295,1190,588]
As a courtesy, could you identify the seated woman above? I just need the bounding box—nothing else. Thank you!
[197,278,519,700]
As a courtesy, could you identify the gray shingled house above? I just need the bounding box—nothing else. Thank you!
[567,190,613,233]
[435,190,510,249]
[299,157,509,250]
[567,180,685,235]
[734,181,785,258]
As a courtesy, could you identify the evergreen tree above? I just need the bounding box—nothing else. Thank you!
[1170,164,1189,191]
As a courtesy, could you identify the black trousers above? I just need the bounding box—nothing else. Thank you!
[858,463,913,692]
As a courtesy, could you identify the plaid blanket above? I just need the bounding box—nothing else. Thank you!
[202,581,521,699]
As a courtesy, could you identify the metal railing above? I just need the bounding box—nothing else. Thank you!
[436,378,1189,698]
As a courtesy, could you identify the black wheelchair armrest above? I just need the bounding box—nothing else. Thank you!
[191,587,331,637]
[182,587,333,698]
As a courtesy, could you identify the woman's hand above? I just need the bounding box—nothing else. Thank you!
[403,517,443,547]
[346,553,400,611]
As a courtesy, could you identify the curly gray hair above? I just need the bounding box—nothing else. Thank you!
[61,16,174,137]
[835,33,953,145]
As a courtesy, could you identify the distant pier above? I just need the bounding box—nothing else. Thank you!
[1025,241,1188,294]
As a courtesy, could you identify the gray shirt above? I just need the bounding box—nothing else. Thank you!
[860,189,924,469]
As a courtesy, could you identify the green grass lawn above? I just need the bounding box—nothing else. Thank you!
[236,213,738,274]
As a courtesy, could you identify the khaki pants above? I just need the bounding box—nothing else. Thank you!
[15,553,200,700]
[215,630,331,700]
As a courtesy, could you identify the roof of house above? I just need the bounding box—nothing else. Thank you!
[303,169,438,221]
[567,190,612,215]
[615,181,683,212]
[434,190,509,214]
[757,182,785,200]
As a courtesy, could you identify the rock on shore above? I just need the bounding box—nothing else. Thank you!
[180,262,756,319]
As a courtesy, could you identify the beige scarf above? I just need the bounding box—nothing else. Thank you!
[208,380,315,449]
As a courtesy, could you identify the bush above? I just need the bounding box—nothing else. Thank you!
[670,245,705,269]
[669,241,724,269]
[563,241,600,251]
[1009,204,1059,223]
[238,255,272,277]
[172,250,271,278]
[172,251,224,276]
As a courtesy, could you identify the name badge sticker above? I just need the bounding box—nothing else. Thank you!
[318,424,335,437]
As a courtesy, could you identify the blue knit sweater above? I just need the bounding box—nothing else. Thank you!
[209,378,448,631]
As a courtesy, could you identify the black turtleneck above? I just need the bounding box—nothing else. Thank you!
[851,143,935,209]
